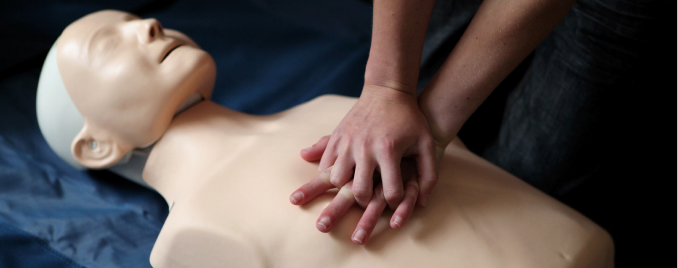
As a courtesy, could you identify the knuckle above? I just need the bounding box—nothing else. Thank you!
[421,180,437,192]
[406,186,419,197]
[336,140,353,155]
[306,183,318,193]
[354,143,368,157]
[427,175,439,185]
[407,180,420,192]
[354,196,369,205]
[353,187,370,199]
[327,206,341,216]
[319,170,332,184]
[337,144,350,155]
[420,176,438,190]
[358,137,373,150]
[353,137,367,147]
[354,146,372,163]
[330,177,345,188]
[338,184,354,199]
[421,137,435,149]
[330,131,342,141]
[385,196,402,205]
[383,188,404,202]
[376,138,397,155]
[405,190,418,200]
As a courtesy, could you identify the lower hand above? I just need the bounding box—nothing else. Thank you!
[305,85,438,209]
[290,159,421,245]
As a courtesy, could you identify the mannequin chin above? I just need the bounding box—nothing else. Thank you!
[36,10,614,268]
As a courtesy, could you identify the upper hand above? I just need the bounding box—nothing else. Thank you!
[304,84,438,209]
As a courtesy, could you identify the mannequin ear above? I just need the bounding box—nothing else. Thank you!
[71,124,131,169]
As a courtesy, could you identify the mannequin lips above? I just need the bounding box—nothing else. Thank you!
[160,43,184,63]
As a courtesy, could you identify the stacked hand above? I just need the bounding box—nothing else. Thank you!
[287,0,559,243]
[289,85,443,245]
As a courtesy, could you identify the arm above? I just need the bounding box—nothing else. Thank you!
[316,0,438,209]
[292,0,438,245]
[363,0,436,95]
[419,0,575,147]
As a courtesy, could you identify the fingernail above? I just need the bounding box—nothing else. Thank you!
[317,217,330,231]
[420,194,429,207]
[301,146,312,152]
[353,229,366,244]
[290,192,304,204]
[393,216,403,228]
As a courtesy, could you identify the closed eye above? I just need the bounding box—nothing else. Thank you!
[161,45,182,63]
[88,27,119,63]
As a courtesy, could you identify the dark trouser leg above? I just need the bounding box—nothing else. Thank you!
[482,0,671,196]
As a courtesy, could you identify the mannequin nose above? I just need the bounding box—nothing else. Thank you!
[138,18,163,44]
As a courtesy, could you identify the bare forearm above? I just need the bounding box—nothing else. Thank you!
[364,0,437,95]
[419,0,575,146]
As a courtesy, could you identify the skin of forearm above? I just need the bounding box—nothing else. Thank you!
[364,0,437,96]
[418,0,575,146]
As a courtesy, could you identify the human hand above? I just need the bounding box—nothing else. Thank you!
[289,160,420,245]
[303,85,438,209]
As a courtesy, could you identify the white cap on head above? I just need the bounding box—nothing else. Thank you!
[36,42,148,187]
[36,41,203,190]
[36,42,87,170]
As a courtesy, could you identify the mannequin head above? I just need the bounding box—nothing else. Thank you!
[50,10,216,168]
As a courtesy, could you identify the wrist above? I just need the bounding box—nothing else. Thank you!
[361,84,418,105]
[428,119,464,151]
[364,59,418,96]
[418,97,465,150]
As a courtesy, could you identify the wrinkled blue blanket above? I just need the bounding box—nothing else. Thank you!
[0,1,371,266]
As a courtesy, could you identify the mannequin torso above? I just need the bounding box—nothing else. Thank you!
[36,10,613,267]
[144,95,613,268]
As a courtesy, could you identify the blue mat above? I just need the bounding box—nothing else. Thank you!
[0,1,371,266]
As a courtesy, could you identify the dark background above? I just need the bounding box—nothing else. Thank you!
[0,0,675,267]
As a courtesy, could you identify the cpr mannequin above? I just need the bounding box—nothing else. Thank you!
[37,10,614,268]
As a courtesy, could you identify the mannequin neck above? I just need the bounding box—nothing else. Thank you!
[139,100,272,203]
[108,146,153,188]
[104,92,206,189]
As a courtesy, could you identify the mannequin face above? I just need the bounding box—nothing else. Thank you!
[57,10,216,168]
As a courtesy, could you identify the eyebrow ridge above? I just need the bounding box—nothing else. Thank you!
[86,26,117,64]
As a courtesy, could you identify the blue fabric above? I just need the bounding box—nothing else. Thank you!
[0,0,371,267]
[0,222,84,268]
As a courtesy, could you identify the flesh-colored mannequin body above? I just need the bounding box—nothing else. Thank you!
[41,10,613,268]
[144,96,613,268]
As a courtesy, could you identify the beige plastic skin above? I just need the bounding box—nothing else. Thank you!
[57,10,216,168]
[57,10,614,268]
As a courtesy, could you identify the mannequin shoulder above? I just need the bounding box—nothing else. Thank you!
[150,204,266,268]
